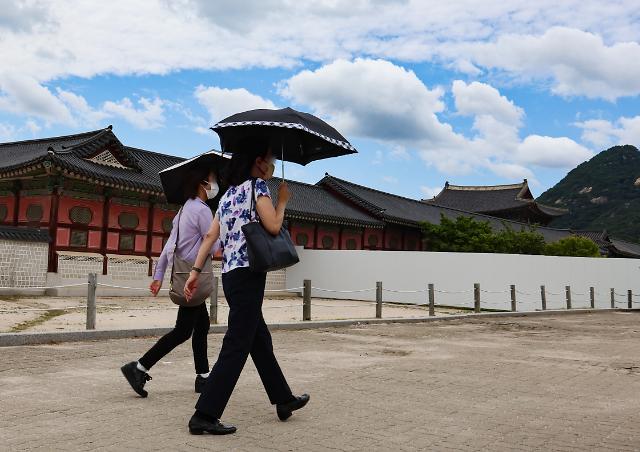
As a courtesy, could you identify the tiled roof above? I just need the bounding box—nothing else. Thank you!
[0,126,185,193]
[317,174,572,242]
[266,178,383,227]
[0,226,50,243]
[573,230,611,252]
[608,238,640,258]
[425,180,566,217]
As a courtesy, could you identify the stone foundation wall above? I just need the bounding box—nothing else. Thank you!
[0,239,48,288]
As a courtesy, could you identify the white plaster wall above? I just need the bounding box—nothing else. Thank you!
[287,247,640,311]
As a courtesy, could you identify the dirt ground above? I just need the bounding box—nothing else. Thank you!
[0,295,467,333]
[2,311,640,451]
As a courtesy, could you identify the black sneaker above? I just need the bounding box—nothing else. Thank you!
[277,394,310,421]
[195,375,207,393]
[120,362,152,398]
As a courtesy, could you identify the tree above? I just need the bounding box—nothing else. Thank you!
[421,215,495,253]
[420,214,546,254]
[543,236,601,257]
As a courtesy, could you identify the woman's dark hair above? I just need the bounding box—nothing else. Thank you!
[182,166,214,200]
[223,134,271,186]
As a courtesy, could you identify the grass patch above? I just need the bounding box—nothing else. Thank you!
[10,309,67,332]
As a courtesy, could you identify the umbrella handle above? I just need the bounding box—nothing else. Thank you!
[281,144,285,182]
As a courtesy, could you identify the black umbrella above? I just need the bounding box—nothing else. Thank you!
[211,107,358,173]
[159,150,230,204]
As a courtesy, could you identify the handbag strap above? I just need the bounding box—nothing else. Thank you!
[249,178,259,223]
[169,206,184,284]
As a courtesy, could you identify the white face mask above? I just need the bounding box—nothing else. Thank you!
[202,180,219,199]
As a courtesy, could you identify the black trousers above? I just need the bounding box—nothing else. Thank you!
[195,267,293,419]
[139,302,210,374]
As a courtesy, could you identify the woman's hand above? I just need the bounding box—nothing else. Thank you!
[278,181,291,205]
[183,271,200,301]
[149,280,162,296]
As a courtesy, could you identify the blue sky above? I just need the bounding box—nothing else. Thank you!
[1,1,639,199]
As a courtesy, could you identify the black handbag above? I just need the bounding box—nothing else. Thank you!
[241,178,299,273]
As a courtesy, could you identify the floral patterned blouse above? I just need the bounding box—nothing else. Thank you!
[216,178,270,273]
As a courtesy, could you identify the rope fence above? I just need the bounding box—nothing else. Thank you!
[1,274,638,329]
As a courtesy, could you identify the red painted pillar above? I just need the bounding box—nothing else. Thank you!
[146,200,154,276]
[100,193,110,275]
[47,185,60,273]
[12,181,20,226]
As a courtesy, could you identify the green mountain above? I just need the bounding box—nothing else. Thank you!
[537,145,640,243]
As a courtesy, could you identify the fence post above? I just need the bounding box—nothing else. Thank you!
[565,286,572,309]
[474,283,481,313]
[86,273,97,330]
[428,283,435,317]
[510,284,516,312]
[376,281,382,319]
[303,279,311,321]
[540,285,547,311]
[589,287,595,309]
[628,290,633,309]
[209,276,218,324]
[610,288,615,309]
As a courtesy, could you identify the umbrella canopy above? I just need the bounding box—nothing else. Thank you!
[159,150,230,204]
[211,107,357,165]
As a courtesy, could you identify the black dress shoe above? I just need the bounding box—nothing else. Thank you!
[195,375,207,393]
[277,394,310,421]
[188,415,236,435]
[120,362,152,398]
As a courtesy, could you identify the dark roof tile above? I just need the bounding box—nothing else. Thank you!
[0,226,50,243]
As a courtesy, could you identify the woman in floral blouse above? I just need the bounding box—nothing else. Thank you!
[183,135,309,435]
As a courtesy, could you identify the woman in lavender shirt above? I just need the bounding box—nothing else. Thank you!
[121,166,221,397]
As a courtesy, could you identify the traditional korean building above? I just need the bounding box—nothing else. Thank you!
[0,126,183,291]
[0,127,637,293]
[423,180,567,226]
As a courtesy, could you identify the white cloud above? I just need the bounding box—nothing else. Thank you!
[1,1,638,101]
[452,80,523,126]
[280,58,448,142]
[455,27,640,100]
[194,85,277,124]
[0,123,16,141]
[515,135,593,168]
[101,97,166,130]
[575,116,640,148]
[382,175,398,184]
[420,185,442,199]
[0,75,73,124]
[0,0,51,32]
[281,58,593,180]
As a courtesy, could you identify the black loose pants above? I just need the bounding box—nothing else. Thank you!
[195,267,293,419]
[139,302,210,374]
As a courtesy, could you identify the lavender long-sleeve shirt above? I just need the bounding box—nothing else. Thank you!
[153,198,220,281]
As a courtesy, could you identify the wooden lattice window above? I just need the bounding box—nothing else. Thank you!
[70,230,88,247]
[295,233,309,247]
[0,204,7,222]
[367,234,379,247]
[118,212,139,230]
[119,233,135,251]
[346,238,357,250]
[162,217,173,233]
[70,206,92,225]
[321,235,334,249]
[26,204,43,222]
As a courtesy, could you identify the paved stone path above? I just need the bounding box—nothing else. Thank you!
[2,311,640,451]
